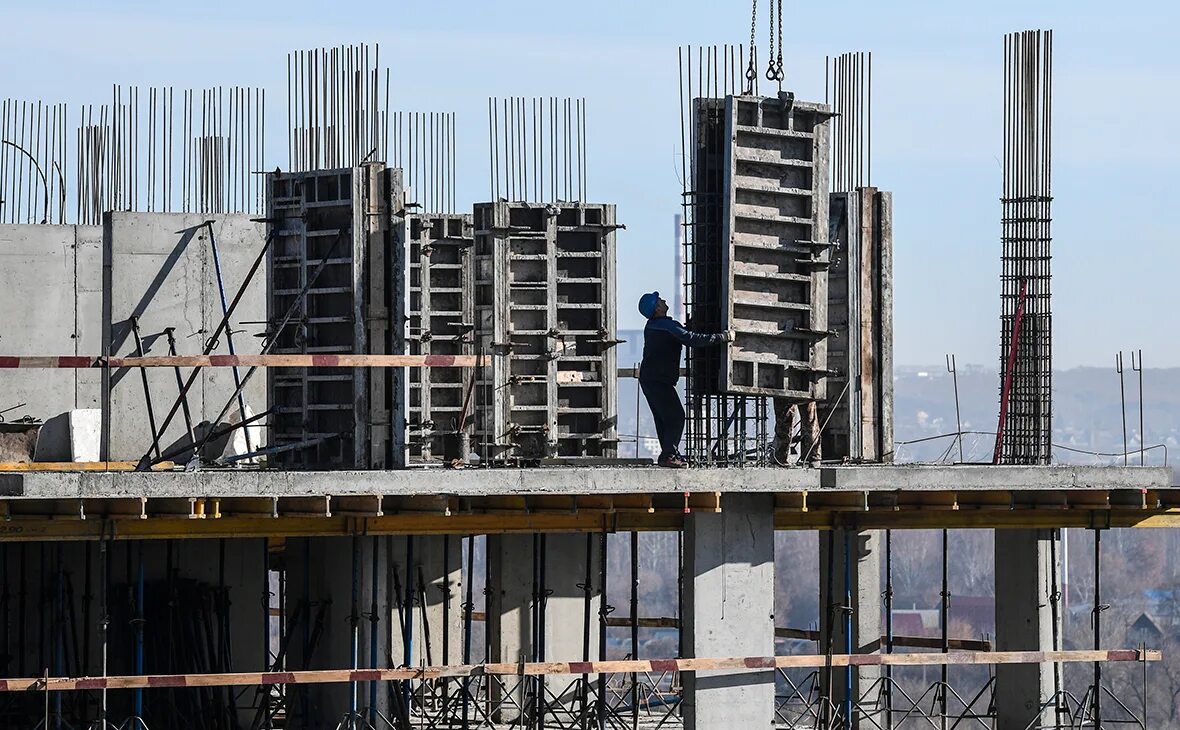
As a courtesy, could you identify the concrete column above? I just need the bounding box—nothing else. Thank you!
[683,494,775,730]
[487,533,601,719]
[994,528,1061,729]
[388,535,463,668]
[819,528,883,726]
[286,536,387,730]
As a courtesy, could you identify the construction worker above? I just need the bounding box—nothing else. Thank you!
[773,397,822,467]
[637,291,733,468]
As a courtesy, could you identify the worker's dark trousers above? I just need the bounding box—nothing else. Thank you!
[640,379,684,459]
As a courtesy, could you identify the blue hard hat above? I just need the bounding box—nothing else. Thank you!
[638,291,661,319]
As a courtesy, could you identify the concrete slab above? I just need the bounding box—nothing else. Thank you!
[818,464,1172,491]
[0,464,1169,501]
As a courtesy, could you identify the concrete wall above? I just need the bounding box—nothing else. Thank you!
[388,535,463,668]
[487,532,602,720]
[0,225,102,422]
[102,213,267,461]
[0,217,266,462]
[487,533,601,664]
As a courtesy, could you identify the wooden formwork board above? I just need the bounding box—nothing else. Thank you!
[821,189,893,462]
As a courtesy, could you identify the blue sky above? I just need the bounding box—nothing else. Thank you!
[3,0,1176,368]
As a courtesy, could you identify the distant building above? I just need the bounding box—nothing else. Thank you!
[617,329,644,367]
[945,595,995,633]
[1127,613,1163,648]
[891,612,929,637]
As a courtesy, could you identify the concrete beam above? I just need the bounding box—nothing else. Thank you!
[682,493,775,729]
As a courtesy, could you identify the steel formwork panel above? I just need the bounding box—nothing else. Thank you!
[473,202,618,462]
[266,164,406,469]
[821,189,893,463]
[407,213,475,463]
[692,93,832,400]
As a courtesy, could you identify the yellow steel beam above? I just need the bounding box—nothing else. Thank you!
[0,512,676,542]
[0,507,1178,541]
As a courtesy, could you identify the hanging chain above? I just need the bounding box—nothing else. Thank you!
[765,0,777,80]
[745,0,758,93]
[775,0,785,81]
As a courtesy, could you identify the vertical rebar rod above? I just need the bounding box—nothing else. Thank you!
[1133,350,1145,465]
[947,354,964,463]
[1117,352,1128,466]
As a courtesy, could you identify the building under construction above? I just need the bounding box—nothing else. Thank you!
[0,13,1174,730]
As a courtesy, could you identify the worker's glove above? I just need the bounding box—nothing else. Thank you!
[723,329,736,342]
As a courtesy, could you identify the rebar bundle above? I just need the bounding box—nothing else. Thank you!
[286,43,390,173]
[676,44,771,466]
[0,98,68,224]
[826,51,871,193]
[485,96,587,203]
[390,111,457,215]
[75,84,266,225]
[996,30,1053,465]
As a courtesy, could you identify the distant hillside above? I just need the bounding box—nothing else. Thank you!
[893,365,1180,465]
[614,332,1180,468]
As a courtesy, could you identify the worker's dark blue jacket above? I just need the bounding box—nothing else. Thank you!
[639,317,724,386]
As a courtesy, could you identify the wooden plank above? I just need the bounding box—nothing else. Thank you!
[617,367,685,379]
[0,461,175,472]
[0,355,486,369]
[0,649,1156,692]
